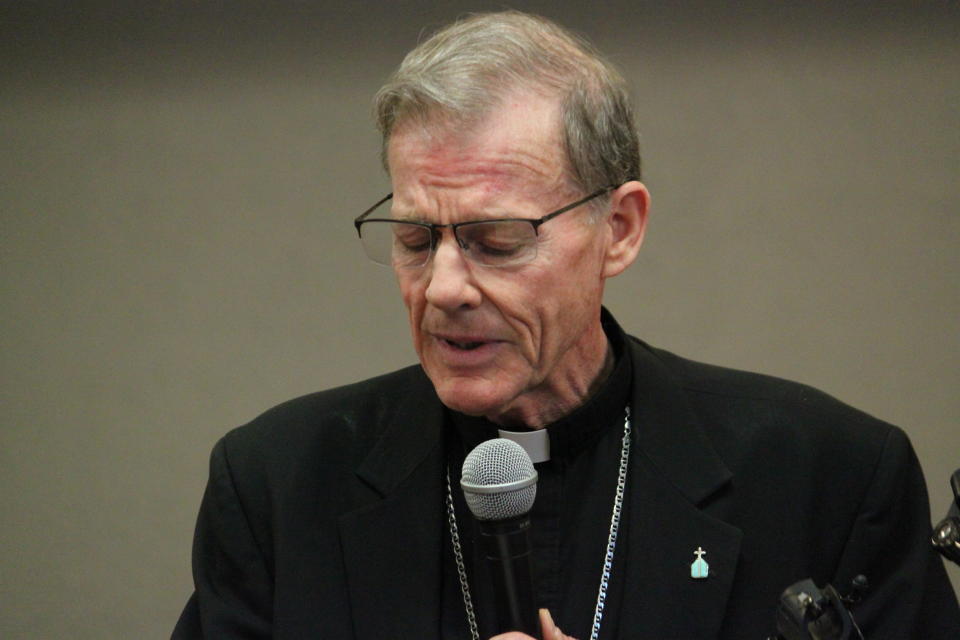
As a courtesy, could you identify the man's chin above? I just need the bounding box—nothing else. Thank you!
[437,392,502,418]
[431,378,514,419]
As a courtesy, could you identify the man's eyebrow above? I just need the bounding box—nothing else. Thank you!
[380,205,423,222]
[389,201,537,223]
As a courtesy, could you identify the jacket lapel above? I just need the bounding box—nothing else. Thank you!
[337,370,447,640]
[621,339,742,638]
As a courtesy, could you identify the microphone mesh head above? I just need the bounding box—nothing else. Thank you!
[461,438,538,520]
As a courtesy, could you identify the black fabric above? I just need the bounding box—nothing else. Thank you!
[173,313,960,639]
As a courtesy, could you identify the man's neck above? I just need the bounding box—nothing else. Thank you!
[486,336,616,429]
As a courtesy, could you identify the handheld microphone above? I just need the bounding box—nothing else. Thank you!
[461,438,541,639]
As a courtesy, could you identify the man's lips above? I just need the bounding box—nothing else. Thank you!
[426,332,506,368]
[445,339,485,350]
[431,333,503,351]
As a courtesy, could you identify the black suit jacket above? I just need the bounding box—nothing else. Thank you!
[174,334,959,638]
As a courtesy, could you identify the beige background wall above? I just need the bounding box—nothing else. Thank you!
[2,2,957,637]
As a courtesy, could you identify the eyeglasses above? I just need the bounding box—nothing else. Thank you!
[353,185,617,268]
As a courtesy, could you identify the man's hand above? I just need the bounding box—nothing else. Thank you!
[489,609,578,640]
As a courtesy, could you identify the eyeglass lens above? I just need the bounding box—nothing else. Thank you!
[359,218,538,268]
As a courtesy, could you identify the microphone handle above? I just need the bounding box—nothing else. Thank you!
[478,515,541,639]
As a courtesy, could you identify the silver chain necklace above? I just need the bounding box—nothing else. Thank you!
[445,406,632,640]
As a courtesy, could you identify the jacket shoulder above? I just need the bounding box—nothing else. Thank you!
[635,338,901,472]
[648,340,892,425]
[217,364,433,472]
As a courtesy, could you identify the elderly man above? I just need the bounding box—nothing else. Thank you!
[174,11,959,640]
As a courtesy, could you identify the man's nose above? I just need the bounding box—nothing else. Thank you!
[423,232,482,311]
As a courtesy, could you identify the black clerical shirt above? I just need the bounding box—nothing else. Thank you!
[443,317,633,640]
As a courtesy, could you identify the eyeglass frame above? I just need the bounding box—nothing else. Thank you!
[353,183,625,268]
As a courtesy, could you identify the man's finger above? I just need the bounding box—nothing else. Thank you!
[539,608,578,640]
[487,609,576,640]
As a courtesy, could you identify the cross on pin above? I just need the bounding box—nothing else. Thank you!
[690,546,709,579]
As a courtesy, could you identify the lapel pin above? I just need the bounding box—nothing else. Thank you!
[690,546,709,579]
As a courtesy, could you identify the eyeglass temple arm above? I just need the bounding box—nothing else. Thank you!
[530,185,618,231]
[354,193,395,232]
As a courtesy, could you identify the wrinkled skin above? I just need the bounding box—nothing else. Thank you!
[388,89,649,428]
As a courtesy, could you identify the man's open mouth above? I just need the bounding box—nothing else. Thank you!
[445,339,486,351]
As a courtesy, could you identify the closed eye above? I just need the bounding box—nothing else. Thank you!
[392,224,432,253]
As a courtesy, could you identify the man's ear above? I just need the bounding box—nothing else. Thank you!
[602,181,650,279]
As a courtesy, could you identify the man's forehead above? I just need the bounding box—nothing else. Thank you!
[387,98,568,198]
[393,144,558,187]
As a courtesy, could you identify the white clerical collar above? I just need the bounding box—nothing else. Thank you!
[497,428,550,463]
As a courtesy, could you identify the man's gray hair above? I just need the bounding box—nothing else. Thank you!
[374,11,641,197]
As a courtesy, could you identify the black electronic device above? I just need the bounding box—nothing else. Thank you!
[931,468,960,566]
[768,575,867,640]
